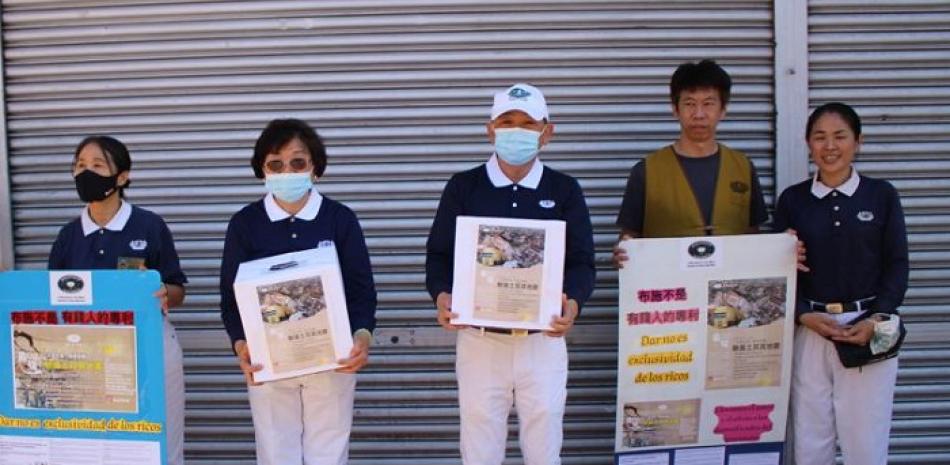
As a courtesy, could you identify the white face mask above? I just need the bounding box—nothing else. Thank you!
[494,128,542,165]
[265,172,313,202]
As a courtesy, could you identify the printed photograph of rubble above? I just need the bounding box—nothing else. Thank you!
[705,277,788,390]
[256,276,327,325]
[707,278,787,329]
[476,225,545,269]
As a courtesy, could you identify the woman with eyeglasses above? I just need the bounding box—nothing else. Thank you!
[47,135,188,465]
[218,119,377,465]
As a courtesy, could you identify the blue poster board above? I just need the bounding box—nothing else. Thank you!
[0,270,166,465]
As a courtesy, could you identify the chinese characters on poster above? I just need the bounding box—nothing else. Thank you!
[615,235,797,465]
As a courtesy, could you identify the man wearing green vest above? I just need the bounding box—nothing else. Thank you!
[614,59,768,265]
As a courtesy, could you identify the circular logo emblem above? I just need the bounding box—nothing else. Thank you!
[57,275,84,293]
[688,241,716,259]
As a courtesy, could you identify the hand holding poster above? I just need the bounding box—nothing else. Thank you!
[233,245,353,383]
[0,270,166,465]
[450,216,565,331]
[615,234,796,465]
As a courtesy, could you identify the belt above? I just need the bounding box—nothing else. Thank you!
[809,296,876,314]
[473,326,541,337]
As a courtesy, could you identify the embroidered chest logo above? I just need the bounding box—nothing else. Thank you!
[318,240,334,248]
[129,240,148,251]
[539,200,556,209]
[730,181,749,194]
[857,211,875,222]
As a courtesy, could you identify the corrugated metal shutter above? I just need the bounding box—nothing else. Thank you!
[2,1,774,463]
[808,1,950,463]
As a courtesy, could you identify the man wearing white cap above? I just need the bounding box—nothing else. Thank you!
[425,83,596,464]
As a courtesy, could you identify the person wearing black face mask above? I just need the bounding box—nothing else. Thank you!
[47,135,188,465]
[74,167,121,202]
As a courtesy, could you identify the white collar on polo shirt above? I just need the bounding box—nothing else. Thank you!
[811,166,860,199]
[264,187,323,222]
[486,153,544,189]
[81,200,132,236]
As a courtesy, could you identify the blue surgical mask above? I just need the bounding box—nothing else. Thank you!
[265,172,313,202]
[494,128,542,166]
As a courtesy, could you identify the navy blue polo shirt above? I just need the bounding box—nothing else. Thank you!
[425,155,596,309]
[219,189,377,347]
[772,170,909,319]
[48,201,187,286]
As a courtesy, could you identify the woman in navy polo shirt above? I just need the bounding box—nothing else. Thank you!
[219,119,376,465]
[48,135,188,465]
[773,103,908,465]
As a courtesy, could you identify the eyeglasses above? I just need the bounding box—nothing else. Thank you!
[265,158,311,173]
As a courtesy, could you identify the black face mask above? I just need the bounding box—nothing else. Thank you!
[74,170,119,202]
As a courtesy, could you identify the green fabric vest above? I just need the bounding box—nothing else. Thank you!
[642,144,752,238]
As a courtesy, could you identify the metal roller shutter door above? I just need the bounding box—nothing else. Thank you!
[808,1,950,463]
[2,1,774,463]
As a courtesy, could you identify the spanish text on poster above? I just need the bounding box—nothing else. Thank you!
[615,234,796,464]
[0,270,166,465]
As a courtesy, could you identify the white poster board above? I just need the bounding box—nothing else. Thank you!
[233,245,353,383]
[615,234,796,464]
[450,216,565,331]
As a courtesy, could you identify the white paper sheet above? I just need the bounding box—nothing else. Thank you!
[618,452,670,465]
[728,452,780,465]
[674,446,725,465]
[0,435,160,465]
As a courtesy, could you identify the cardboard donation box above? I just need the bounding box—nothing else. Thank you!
[233,245,353,383]
[451,215,566,331]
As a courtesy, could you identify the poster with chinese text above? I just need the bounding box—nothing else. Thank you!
[0,270,166,465]
[451,216,565,331]
[615,234,796,465]
[233,245,353,383]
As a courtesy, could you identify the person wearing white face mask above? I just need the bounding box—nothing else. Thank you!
[218,119,377,465]
[426,83,596,465]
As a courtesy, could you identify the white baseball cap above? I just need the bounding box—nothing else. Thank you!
[490,83,548,121]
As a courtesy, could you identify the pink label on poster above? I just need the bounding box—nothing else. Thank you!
[712,404,774,442]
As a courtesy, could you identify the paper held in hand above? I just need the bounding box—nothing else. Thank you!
[233,245,353,383]
[450,215,565,331]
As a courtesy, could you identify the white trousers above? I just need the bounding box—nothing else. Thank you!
[792,325,898,465]
[163,317,185,465]
[456,328,568,465]
[247,370,356,465]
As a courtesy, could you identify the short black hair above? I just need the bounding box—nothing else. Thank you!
[670,59,732,107]
[251,119,327,179]
[74,135,132,196]
[806,102,862,139]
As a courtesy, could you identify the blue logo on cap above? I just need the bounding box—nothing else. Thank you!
[508,87,531,100]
